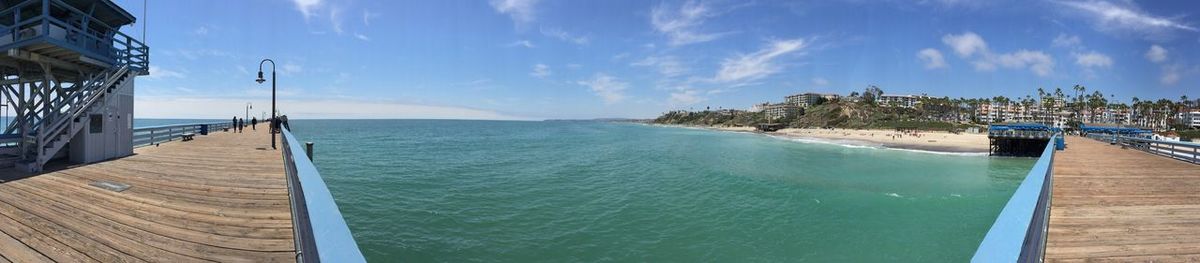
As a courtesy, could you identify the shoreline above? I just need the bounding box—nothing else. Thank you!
[651,124,990,154]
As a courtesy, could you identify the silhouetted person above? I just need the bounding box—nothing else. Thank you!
[238,118,244,133]
[251,117,258,130]
[231,116,237,132]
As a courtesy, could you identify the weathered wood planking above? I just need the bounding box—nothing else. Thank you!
[1046,136,1200,262]
[0,127,294,262]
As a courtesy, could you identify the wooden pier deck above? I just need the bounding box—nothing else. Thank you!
[0,128,294,262]
[1046,136,1200,262]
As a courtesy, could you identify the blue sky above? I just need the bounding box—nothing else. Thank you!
[118,0,1200,120]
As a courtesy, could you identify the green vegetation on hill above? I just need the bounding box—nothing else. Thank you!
[653,110,768,127]
[791,102,972,131]
[651,101,977,131]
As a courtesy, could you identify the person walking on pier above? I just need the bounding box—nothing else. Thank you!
[238,118,244,133]
[251,117,258,131]
[232,116,237,132]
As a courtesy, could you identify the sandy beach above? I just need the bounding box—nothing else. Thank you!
[708,126,990,153]
[654,124,990,153]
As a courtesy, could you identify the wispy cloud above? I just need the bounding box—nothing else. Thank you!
[281,63,304,75]
[651,0,729,46]
[530,64,551,78]
[540,27,589,45]
[1145,45,1167,63]
[362,10,380,26]
[713,38,807,84]
[507,40,536,48]
[1160,64,1181,85]
[354,33,370,41]
[330,7,345,34]
[1072,51,1112,68]
[292,0,322,19]
[193,26,209,36]
[811,77,830,86]
[940,32,1055,76]
[147,66,186,79]
[668,89,705,106]
[577,73,628,104]
[916,48,947,69]
[632,56,688,77]
[1056,0,1197,40]
[489,0,539,26]
[1051,33,1081,48]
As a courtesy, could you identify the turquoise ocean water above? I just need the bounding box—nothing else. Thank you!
[276,119,1035,262]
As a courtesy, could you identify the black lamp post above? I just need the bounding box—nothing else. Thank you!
[256,59,276,149]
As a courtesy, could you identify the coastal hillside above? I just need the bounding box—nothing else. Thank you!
[793,102,970,131]
[652,102,973,131]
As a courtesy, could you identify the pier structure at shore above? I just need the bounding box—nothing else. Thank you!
[986,123,1063,157]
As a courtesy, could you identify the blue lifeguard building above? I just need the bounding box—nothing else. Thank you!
[0,0,147,172]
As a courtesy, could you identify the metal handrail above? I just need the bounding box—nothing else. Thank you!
[132,122,231,147]
[0,0,149,72]
[973,135,1057,263]
[280,127,365,263]
[1086,134,1200,164]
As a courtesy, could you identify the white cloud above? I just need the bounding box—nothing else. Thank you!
[1073,51,1113,68]
[811,77,830,86]
[147,66,186,79]
[939,32,1055,76]
[292,0,322,19]
[668,89,705,105]
[489,0,539,26]
[1058,0,1197,39]
[330,7,344,34]
[530,64,551,78]
[651,0,727,46]
[540,27,589,45]
[1145,45,1167,63]
[507,40,536,48]
[281,63,303,75]
[996,50,1055,76]
[916,48,947,69]
[354,33,370,41]
[362,10,380,26]
[1051,34,1081,48]
[942,32,988,58]
[632,56,688,77]
[713,38,807,83]
[193,26,209,36]
[1160,64,1181,85]
[577,73,628,104]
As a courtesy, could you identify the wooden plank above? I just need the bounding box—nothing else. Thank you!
[0,230,53,263]
[1045,136,1200,262]
[0,128,296,261]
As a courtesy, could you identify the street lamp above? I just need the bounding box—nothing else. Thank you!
[256,59,276,149]
[245,102,252,123]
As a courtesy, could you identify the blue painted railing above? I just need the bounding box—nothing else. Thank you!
[973,135,1057,263]
[280,127,365,262]
[132,122,231,147]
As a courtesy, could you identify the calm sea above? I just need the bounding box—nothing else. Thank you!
[277,120,1032,262]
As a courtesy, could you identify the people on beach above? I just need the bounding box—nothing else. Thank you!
[251,117,258,130]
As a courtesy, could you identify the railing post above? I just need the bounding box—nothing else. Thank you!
[305,142,314,161]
